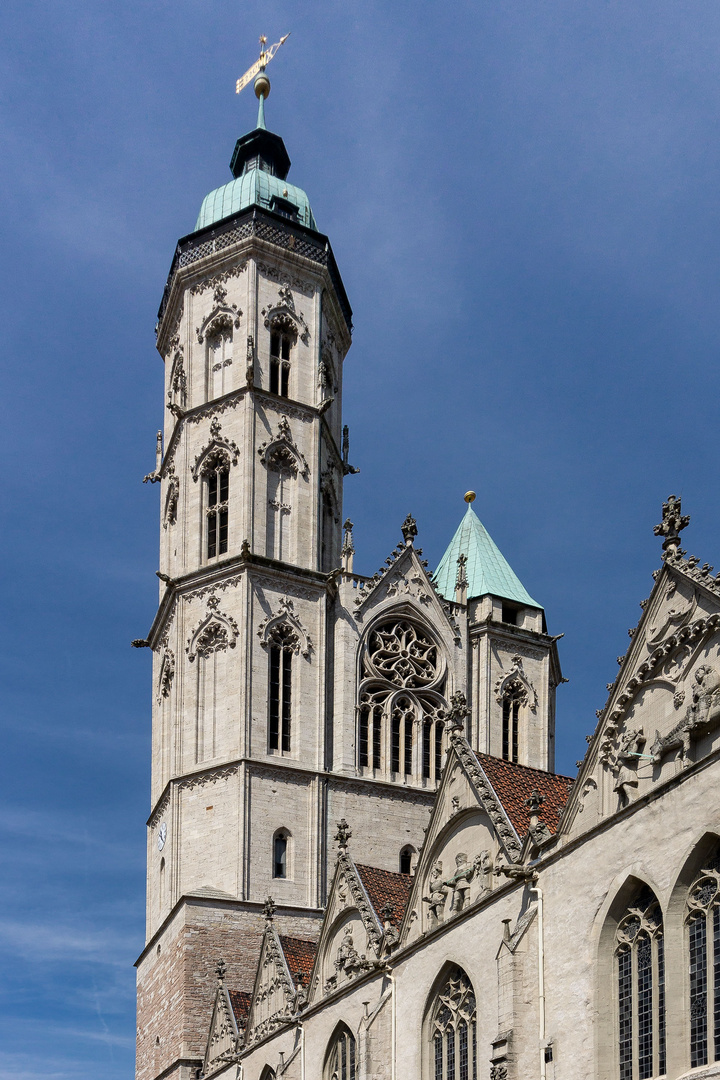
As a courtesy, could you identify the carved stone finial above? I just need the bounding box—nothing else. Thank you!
[455,553,468,604]
[654,494,690,555]
[216,958,226,985]
[341,519,355,574]
[263,895,276,923]
[401,513,418,545]
[379,901,395,924]
[443,690,470,734]
[241,538,251,559]
[334,818,352,853]
[525,790,545,815]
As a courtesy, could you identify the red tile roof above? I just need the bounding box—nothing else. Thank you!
[228,989,251,1026]
[474,752,574,837]
[355,864,413,928]
[278,935,317,988]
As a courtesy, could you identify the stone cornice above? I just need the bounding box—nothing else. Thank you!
[145,553,331,649]
[146,757,435,829]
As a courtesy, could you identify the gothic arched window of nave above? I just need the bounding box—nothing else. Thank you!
[324,1022,356,1080]
[685,849,720,1069]
[357,615,448,785]
[425,965,477,1080]
[614,884,666,1080]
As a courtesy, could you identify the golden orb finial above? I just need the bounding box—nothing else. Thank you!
[464,491,476,504]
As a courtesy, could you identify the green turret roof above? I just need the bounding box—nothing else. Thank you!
[194,98,317,233]
[433,505,541,608]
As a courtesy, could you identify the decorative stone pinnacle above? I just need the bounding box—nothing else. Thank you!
[525,790,545,815]
[443,690,470,734]
[334,818,352,852]
[341,519,355,565]
[216,958,226,985]
[455,553,468,590]
[380,901,395,924]
[654,494,690,555]
[401,513,418,545]
[263,895,276,923]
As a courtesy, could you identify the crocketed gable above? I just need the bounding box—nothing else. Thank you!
[475,753,573,836]
[278,936,317,987]
[355,864,413,927]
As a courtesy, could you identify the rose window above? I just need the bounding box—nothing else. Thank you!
[366,620,439,688]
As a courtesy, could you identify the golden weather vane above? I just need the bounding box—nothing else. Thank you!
[235,33,290,97]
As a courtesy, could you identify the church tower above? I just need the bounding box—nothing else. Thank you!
[134,62,436,1080]
[134,56,563,1080]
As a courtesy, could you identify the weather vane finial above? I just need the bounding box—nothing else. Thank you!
[235,32,290,101]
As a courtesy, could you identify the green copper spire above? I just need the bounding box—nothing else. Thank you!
[257,91,266,130]
[433,499,541,608]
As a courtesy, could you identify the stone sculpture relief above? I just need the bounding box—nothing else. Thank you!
[423,850,493,927]
[651,664,720,766]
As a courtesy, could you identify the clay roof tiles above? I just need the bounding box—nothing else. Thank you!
[278,935,317,988]
[474,752,574,837]
[354,863,413,928]
[228,989,251,1027]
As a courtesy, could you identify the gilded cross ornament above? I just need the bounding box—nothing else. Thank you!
[334,818,352,852]
[654,494,690,554]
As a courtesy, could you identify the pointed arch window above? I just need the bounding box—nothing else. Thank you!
[202,451,230,559]
[686,857,720,1068]
[325,1025,356,1080]
[502,686,522,763]
[273,829,290,879]
[356,618,447,782]
[615,885,666,1080]
[207,324,233,399]
[427,967,477,1080]
[400,845,416,875]
[268,624,295,753]
[270,331,291,397]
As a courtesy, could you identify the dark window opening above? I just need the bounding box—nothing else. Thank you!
[273,833,287,878]
[269,642,292,752]
[391,714,400,774]
[422,719,432,779]
[502,698,520,763]
[501,602,521,626]
[435,722,444,779]
[270,195,299,220]
[404,712,413,775]
[206,461,229,559]
[400,846,414,875]
[359,710,369,768]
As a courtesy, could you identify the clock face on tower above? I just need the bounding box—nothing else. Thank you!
[158,822,167,851]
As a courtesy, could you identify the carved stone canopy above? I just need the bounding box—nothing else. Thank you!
[494,655,538,711]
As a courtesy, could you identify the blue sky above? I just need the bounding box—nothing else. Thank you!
[2,1,720,1076]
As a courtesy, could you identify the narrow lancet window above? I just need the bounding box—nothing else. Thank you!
[204,453,230,559]
[270,332,291,397]
[273,831,288,879]
[268,626,293,753]
[502,696,520,763]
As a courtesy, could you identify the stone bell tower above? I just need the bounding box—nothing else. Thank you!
[133,62,357,1080]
